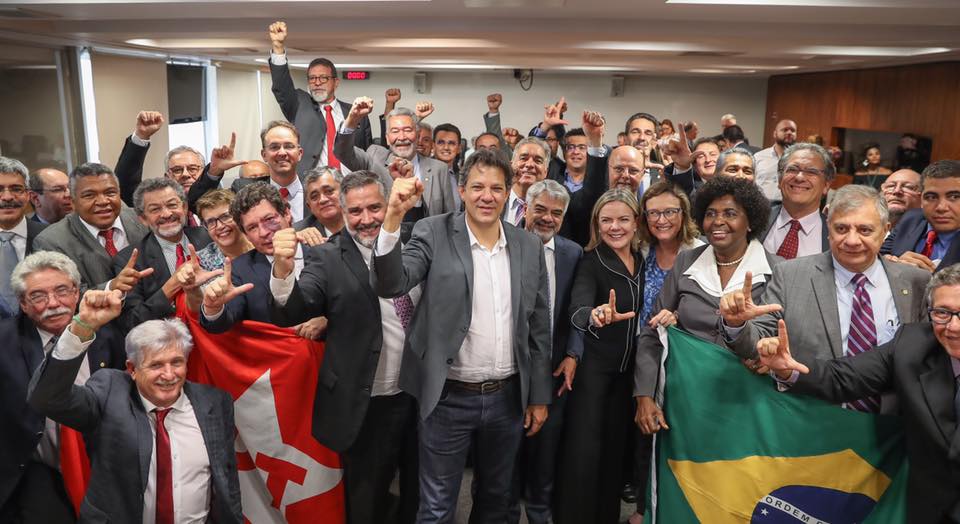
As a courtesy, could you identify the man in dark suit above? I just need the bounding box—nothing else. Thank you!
[27,168,73,225]
[527,97,569,183]
[510,179,582,524]
[722,124,761,154]
[113,178,212,333]
[0,157,48,319]
[433,123,464,210]
[267,21,372,176]
[33,163,149,293]
[371,148,553,522]
[504,138,551,227]
[881,160,960,273]
[758,262,960,523]
[0,252,125,523]
[760,143,833,259]
[296,166,344,237]
[269,171,419,523]
[27,289,242,523]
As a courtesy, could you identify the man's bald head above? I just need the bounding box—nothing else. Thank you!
[28,168,73,224]
[607,145,645,193]
[240,160,270,179]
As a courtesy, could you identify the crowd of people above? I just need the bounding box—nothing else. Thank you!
[2,19,959,524]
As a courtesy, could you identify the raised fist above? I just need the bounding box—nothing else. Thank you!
[415,101,435,120]
[346,96,375,128]
[487,93,502,112]
[269,21,288,53]
[135,111,164,141]
[385,88,402,106]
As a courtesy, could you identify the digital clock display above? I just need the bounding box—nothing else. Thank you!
[342,71,370,80]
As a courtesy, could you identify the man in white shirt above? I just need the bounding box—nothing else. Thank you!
[270,170,420,523]
[504,137,551,227]
[27,290,242,523]
[761,143,832,259]
[753,119,798,203]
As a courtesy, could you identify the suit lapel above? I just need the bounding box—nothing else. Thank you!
[883,259,918,322]
[144,234,172,283]
[553,240,575,328]
[762,204,781,242]
[819,213,829,252]
[811,255,844,358]
[130,383,154,493]
[18,314,44,376]
[340,235,380,309]
[184,383,221,478]
[452,215,474,296]
[505,226,523,326]
[68,213,110,263]
[918,345,956,449]
[899,216,928,254]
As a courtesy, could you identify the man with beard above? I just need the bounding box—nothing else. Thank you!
[433,123,463,210]
[267,21,372,175]
[511,179,582,524]
[297,166,344,237]
[0,157,48,319]
[33,163,149,293]
[0,252,125,523]
[761,143,833,259]
[879,168,922,230]
[754,119,798,203]
[504,137,551,227]
[27,168,73,225]
[113,178,213,333]
[334,97,454,223]
[269,170,420,523]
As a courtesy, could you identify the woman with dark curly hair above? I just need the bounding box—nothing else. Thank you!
[854,142,892,189]
[632,177,783,435]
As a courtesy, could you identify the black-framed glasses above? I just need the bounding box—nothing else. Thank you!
[308,75,335,84]
[783,165,825,178]
[644,208,681,220]
[929,307,960,325]
[168,165,203,176]
[203,212,235,230]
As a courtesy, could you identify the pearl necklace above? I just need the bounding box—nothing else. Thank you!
[715,255,745,267]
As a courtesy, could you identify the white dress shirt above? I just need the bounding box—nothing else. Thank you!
[762,207,823,259]
[684,239,773,298]
[36,327,92,469]
[543,237,557,334]
[754,146,784,203]
[80,214,130,254]
[375,221,516,382]
[506,190,524,226]
[272,176,304,223]
[833,257,900,354]
[269,236,421,396]
[1,216,28,261]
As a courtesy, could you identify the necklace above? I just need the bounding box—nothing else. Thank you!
[715,255,745,267]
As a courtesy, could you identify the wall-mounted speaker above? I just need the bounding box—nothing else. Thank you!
[611,75,625,98]
[414,72,428,94]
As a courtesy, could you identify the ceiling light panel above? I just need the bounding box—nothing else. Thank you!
[788,46,951,56]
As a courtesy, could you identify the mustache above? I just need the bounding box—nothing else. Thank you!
[41,306,73,319]
[155,379,180,387]
[355,221,382,233]
[0,201,23,209]
[392,140,414,147]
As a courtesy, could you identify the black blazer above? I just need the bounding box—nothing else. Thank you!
[269,233,387,452]
[551,235,583,369]
[881,208,960,272]
[0,314,124,511]
[1,220,47,316]
[114,136,150,207]
[27,353,242,524]
[791,324,960,523]
[569,243,643,372]
[761,204,830,254]
[112,228,212,333]
[561,154,609,247]
[269,59,373,176]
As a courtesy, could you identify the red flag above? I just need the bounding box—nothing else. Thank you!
[59,426,90,516]
[177,298,346,523]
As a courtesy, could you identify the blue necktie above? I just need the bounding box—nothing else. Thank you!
[0,231,19,318]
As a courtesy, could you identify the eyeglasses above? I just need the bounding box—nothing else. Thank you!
[168,165,203,176]
[203,212,235,230]
[612,166,643,177]
[0,185,27,197]
[35,185,69,195]
[243,213,282,235]
[545,137,559,143]
[25,284,76,307]
[644,208,681,220]
[783,165,826,178]
[564,144,587,152]
[704,209,741,220]
[880,181,920,194]
[307,75,335,84]
[929,307,960,325]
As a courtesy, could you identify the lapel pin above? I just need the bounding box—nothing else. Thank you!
[901,289,909,295]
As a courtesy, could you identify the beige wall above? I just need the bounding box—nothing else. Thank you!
[217,66,263,186]
[91,52,169,180]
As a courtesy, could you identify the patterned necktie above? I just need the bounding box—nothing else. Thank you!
[154,408,174,524]
[324,105,341,169]
[514,199,527,225]
[99,229,118,257]
[775,219,802,260]
[393,294,414,330]
[0,231,19,317]
[279,187,291,201]
[847,273,880,412]
[175,244,187,269]
[922,229,938,258]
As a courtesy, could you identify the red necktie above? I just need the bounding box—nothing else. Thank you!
[175,244,186,268]
[324,105,341,169]
[98,229,118,257]
[155,408,174,524]
[776,219,802,260]
[922,229,938,258]
[279,187,290,201]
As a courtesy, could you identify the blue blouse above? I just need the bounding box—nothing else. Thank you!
[641,247,670,325]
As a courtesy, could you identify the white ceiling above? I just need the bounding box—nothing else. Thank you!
[1,0,959,75]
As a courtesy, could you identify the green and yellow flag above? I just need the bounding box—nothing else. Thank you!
[647,327,908,523]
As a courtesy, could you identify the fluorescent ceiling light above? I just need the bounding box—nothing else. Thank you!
[126,38,263,49]
[555,65,639,72]
[789,46,951,57]
[723,65,799,71]
[667,0,957,5]
[577,41,714,53]
[361,38,504,49]
[687,68,756,74]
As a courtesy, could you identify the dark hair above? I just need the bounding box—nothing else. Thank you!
[69,162,117,195]
[660,119,675,134]
[260,120,300,148]
[230,182,288,231]
[921,160,960,184]
[562,128,586,148]
[433,123,462,142]
[692,137,721,151]
[307,57,338,77]
[133,177,186,216]
[338,170,386,208]
[638,182,699,246]
[722,124,746,144]
[692,176,770,242]
[624,112,659,134]
[458,148,513,188]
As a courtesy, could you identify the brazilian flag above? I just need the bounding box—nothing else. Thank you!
[647,327,908,523]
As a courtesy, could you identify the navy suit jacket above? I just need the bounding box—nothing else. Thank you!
[0,314,125,510]
[551,235,583,368]
[881,208,960,271]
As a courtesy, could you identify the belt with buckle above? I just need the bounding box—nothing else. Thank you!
[445,374,516,394]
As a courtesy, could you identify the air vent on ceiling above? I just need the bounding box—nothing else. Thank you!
[0,7,59,19]
[679,51,743,57]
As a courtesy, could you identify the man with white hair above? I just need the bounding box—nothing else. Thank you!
[28,291,242,523]
[0,251,124,523]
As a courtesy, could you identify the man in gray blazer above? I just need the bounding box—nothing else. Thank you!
[371,149,552,523]
[335,97,455,221]
[721,185,930,411]
[27,290,242,523]
[33,163,148,293]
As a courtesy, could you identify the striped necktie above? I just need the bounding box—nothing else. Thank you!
[846,273,880,412]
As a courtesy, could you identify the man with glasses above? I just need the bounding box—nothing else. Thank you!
[27,169,72,225]
[267,21,373,175]
[757,262,960,523]
[881,161,960,273]
[552,129,605,247]
[0,251,124,523]
[760,143,833,259]
[0,157,48,319]
[879,169,922,230]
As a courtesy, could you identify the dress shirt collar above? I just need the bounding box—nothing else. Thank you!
[684,239,772,298]
[139,382,191,415]
[80,214,126,240]
[36,327,58,350]
[776,206,820,232]
[466,219,507,254]
[272,176,303,198]
[0,216,28,237]
[544,236,555,253]
[155,232,188,251]
[831,255,884,289]
[923,224,958,247]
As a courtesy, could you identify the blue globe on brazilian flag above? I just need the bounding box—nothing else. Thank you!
[646,328,908,523]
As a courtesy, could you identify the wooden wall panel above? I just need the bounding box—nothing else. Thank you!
[763,61,960,161]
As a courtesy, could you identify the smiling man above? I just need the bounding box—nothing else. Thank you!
[0,157,48,319]
[297,166,344,236]
[505,137,551,226]
[760,143,833,259]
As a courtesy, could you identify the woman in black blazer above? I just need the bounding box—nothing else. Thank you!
[555,188,644,524]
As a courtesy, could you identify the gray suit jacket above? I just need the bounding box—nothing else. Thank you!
[27,351,242,524]
[334,132,455,217]
[728,252,930,362]
[32,209,149,292]
[370,213,553,419]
